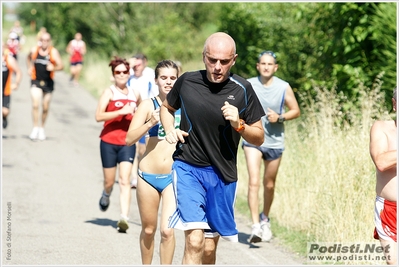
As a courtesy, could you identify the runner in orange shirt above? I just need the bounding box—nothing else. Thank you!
[2,42,22,129]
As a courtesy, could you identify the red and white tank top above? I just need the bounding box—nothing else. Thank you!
[70,39,84,63]
[99,85,138,145]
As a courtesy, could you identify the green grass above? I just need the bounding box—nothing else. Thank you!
[271,219,313,257]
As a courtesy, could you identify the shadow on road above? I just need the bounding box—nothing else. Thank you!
[238,231,264,248]
[85,218,118,229]
[2,134,57,141]
[238,231,250,244]
[2,134,18,139]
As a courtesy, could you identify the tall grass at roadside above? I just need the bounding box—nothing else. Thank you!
[236,77,393,263]
[79,53,204,99]
[78,52,116,99]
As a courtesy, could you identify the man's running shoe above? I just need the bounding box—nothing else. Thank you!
[117,219,129,233]
[99,191,110,212]
[248,223,262,243]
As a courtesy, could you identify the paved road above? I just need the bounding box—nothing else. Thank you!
[1,53,305,265]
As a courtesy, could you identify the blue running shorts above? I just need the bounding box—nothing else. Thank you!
[168,159,238,242]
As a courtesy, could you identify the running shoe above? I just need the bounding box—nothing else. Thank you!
[260,214,272,242]
[37,127,46,141]
[99,191,110,212]
[248,223,262,243]
[117,219,129,233]
[29,127,39,140]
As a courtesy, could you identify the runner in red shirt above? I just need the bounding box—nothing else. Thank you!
[66,32,86,86]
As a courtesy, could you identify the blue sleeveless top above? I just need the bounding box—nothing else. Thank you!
[148,97,181,139]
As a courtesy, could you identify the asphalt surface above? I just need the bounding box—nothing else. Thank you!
[1,52,305,266]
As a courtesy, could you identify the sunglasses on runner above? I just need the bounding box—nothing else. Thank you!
[114,70,129,75]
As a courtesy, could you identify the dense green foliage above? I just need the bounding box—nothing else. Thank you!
[14,2,397,105]
[218,2,397,106]
[16,2,220,63]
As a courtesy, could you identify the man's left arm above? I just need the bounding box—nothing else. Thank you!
[370,121,397,172]
[239,120,264,146]
[281,85,300,121]
[221,101,264,146]
[9,55,22,90]
[50,48,64,71]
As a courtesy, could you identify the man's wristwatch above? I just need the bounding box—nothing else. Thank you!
[278,115,285,123]
[234,119,245,132]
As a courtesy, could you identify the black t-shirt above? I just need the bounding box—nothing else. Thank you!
[166,70,265,183]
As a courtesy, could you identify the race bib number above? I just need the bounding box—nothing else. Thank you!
[158,114,181,139]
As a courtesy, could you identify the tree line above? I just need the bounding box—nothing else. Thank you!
[16,2,397,107]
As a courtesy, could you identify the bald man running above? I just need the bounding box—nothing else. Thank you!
[160,32,265,265]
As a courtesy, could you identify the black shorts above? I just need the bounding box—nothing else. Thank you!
[242,140,284,161]
[100,140,136,168]
[2,95,10,108]
[70,61,83,66]
[31,80,54,93]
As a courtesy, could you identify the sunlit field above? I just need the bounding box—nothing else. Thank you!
[237,80,394,264]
